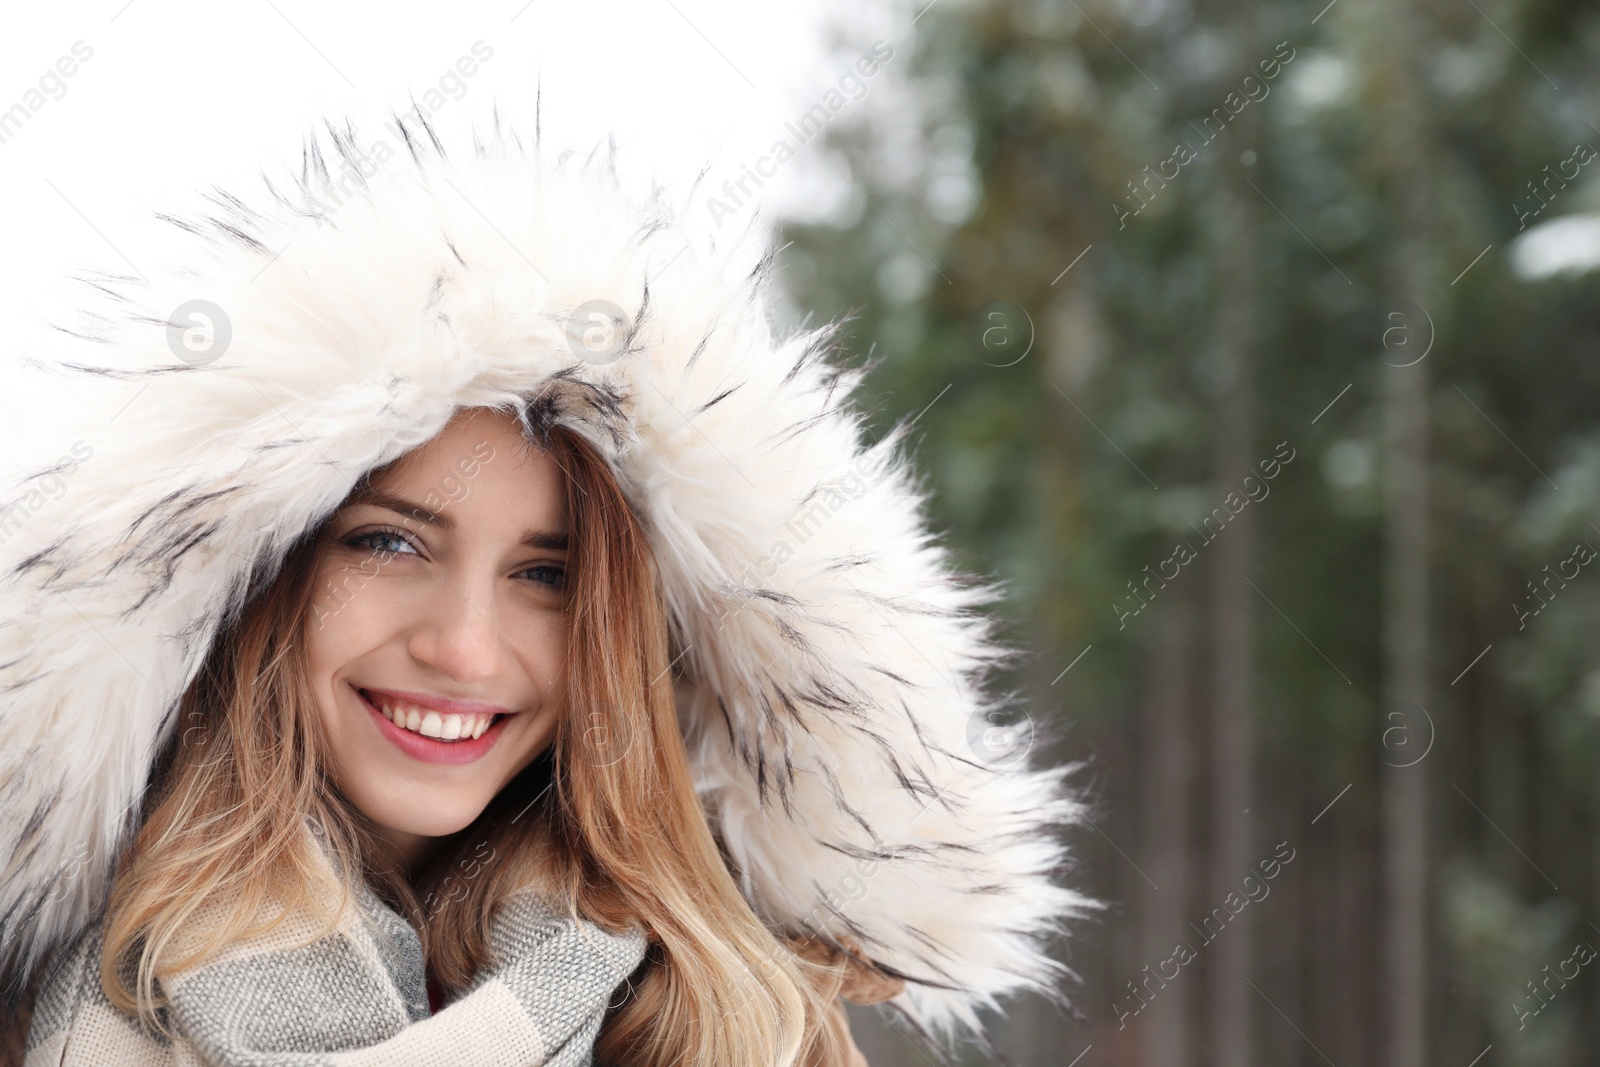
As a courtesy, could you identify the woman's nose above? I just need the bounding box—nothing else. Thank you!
[407,574,506,684]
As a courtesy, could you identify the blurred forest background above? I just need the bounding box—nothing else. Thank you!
[786,0,1600,1064]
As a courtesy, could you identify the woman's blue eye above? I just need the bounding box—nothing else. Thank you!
[339,529,560,587]
[519,564,566,590]
[345,529,418,557]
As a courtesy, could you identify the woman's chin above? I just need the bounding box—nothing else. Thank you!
[361,791,491,846]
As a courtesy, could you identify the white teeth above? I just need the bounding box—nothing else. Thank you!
[374,696,497,742]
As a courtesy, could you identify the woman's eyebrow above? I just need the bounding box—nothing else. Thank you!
[522,530,569,551]
[352,491,453,529]
[347,489,566,549]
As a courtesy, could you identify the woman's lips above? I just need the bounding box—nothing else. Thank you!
[359,686,513,717]
[353,684,512,766]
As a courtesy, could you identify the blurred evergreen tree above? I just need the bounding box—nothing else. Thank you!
[778,0,1600,1063]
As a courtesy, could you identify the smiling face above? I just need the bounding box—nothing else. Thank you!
[303,408,569,871]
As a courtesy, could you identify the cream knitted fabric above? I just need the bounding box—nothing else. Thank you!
[24,826,646,1066]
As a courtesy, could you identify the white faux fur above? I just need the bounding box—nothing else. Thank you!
[0,110,1094,1040]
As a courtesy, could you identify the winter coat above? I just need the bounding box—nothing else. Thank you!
[0,107,1093,1057]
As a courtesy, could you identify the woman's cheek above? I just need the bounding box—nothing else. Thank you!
[509,606,568,699]
[304,559,416,695]
[353,560,435,629]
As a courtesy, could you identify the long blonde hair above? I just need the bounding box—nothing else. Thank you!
[101,413,848,1065]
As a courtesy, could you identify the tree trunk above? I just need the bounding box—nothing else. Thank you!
[1207,133,1260,1067]
[1140,585,1197,1067]
[1593,744,1600,1043]
[1379,0,1433,1056]
[1380,310,1429,1067]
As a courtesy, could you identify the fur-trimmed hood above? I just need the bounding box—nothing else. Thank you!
[0,108,1092,1038]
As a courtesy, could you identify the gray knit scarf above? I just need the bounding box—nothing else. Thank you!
[23,826,648,1067]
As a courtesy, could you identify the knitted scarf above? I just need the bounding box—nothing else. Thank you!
[22,825,647,1066]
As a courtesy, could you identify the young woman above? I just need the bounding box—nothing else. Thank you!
[0,111,1095,1065]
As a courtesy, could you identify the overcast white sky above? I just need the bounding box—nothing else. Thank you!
[0,0,911,347]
